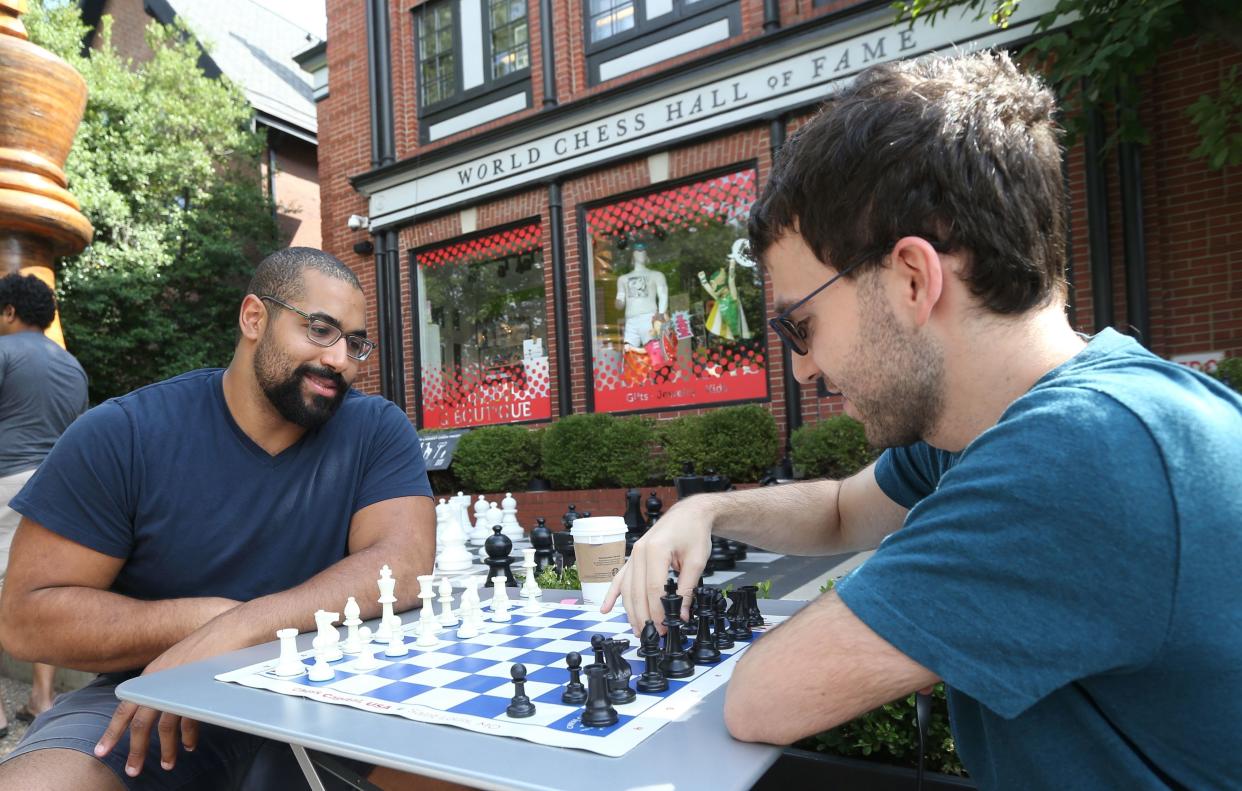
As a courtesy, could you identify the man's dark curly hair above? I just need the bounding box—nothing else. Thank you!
[749,51,1067,315]
[0,273,57,330]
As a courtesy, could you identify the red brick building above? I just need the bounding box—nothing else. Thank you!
[312,0,1241,454]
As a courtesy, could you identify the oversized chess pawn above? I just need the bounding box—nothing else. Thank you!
[562,504,580,531]
[500,492,523,542]
[645,491,664,528]
[484,525,518,588]
[530,518,555,570]
[468,495,492,546]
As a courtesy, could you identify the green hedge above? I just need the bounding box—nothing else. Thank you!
[654,405,778,483]
[790,415,877,479]
[540,414,655,489]
[1215,357,1242,393]
[450,425,542,492]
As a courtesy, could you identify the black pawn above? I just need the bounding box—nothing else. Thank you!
[636,624,668,693]
[484,525,518,588]
[530,518,555,570]
[689,592,721,664]
[644,491,663,529]
[712,591,734,650]
[580,664,619,728]
[506,663,536,718]
[562,504,580,531]
[729,591,753,642]
[561,652,587,705]
[591,634,608,667]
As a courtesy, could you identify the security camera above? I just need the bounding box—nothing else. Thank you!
[347,214,370,231]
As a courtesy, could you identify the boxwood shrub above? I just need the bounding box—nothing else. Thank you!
[541,414,655,489]
[790,415,877,479]
[450,425,542,493]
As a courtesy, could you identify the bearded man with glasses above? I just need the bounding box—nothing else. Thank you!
[605,52,1242,789]
[0,248,446,790]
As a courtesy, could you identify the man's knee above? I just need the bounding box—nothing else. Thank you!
[0,747,125,791]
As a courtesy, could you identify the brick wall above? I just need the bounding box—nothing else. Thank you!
[95,0,155,62]
[316,0,1242,432]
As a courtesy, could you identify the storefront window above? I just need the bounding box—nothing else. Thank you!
[416,223,551,428]
[585,168,766,413]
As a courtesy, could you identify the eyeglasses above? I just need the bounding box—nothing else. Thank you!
[259,295,376,361]
[768,260,863,356]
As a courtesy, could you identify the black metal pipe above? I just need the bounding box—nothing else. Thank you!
[548,182,572,416]
[769,116,801,447]
[1083,100,1114,332]
[364,0,382,170]
[1118,136,1149,346]
[373,240,391,398]
[540,0,557,107]
[385,230,406,410]
[372,0,396,165]
[763,0,780,32]
[408,248,423,427]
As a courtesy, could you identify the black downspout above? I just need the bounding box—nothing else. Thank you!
[366,0,403,402]
[770,116,800,460]
[763,0,780,32]
[1083,100,1114,333]
[540,0,557,107]
[409,249,423,427]
[1118,136,1149,347]
[548,182,572,417]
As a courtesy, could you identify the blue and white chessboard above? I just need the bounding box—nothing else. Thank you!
[216,600,783,757]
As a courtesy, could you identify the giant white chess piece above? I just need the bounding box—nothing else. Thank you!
[436,498,474,573]
[500,492,523,542]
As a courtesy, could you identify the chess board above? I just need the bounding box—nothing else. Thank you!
[216,600,784,757]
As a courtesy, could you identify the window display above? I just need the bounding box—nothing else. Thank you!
[416,223,550,428]
[585,168,766,413]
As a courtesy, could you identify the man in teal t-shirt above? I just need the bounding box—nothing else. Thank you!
[604,52,1242,789]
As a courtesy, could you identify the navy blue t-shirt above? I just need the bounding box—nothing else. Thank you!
[838,330,1242,790]
[11,369,432,603]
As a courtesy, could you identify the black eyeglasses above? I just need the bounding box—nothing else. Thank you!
[259,295,376,361]
[768,260,863,356]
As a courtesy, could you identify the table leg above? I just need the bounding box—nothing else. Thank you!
[291,744,330,791]
[290,744,386,791]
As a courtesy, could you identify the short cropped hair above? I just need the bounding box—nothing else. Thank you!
[0,274,57,330]
[246,247,362,303]
[750,51,1067,315]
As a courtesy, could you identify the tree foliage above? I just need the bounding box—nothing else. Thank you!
[895,0,1242,168]
[25,1,280,402]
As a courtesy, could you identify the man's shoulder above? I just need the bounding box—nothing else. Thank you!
[335,388,413,432]
[108,369,222,415]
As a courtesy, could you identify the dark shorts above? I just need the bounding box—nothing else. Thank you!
[0,673,360,790]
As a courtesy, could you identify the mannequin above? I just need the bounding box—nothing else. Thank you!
[615,244,668,351]
[698,248,750,341]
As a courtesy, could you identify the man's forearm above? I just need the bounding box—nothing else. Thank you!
[9,589,237,672]
[201,535,434,649]
[698,479,852,555]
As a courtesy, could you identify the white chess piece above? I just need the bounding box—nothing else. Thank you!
[468,496,491,546]
[500,492,523,541]
[521,586,542,615]
[455,587,479,638]
[273,628,305,677]
[384,612,408,656]
[307,633,335,681]
[376,565,397,643]
[462,577,486,626]
[434,498,449,545]
[436,501,474,573]
[490,575,512,622]
[342,597,363,654]
[437,577,459,627]
[415,575,441,647]
[352,627,380,671]
[520,548,541,597]
[314,610,343,661]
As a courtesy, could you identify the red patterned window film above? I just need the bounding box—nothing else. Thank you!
[416,224,551,429]
[585,169,767,413]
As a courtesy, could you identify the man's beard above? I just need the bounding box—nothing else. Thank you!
[254,336,348,430]
[836,275,945,449]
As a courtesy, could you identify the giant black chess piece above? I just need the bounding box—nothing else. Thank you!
[484,525,518,588]
[644,490,664,529]
[530,517,555,570]
[562,504,580,531]
[623,488,645,556]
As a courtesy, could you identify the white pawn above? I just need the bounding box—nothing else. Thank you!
[307,633,334,682]
[352,627,380,671]
[437,577,458,627]
[455,590,479,639]
[314,610,343,661]
[415,575,441,647]
[490,575,512,622]
[463,577,486,626]
[342,597,363,654]
[385,612,408,657]
[500,492,523,541]
[435,498,450,544]
[273,628,305,677]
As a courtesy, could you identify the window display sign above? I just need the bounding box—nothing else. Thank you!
[417,223,551,428]
[585,168,767,413]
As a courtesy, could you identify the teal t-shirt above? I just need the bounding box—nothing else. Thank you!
[838,330,1242,790]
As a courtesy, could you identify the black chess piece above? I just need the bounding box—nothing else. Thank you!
[484,525,518,588]
[726,539,747,561]
[689,591,721,664]
[506,663,536,718]
[659,588,694,679]
[561,652,588,705]
[623,488,644,556]
[590,634,608,667]
[637,621,661,659]
[604,639,636,705]
[728,590,753,642]
[562,504,580,531]
[580,664,619,727]
[712,590,734,650]
[636,624,668,693]
[552,529,575,568]
[530,518,555,570]
[644,491,664,529]
[740,586,765,626]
